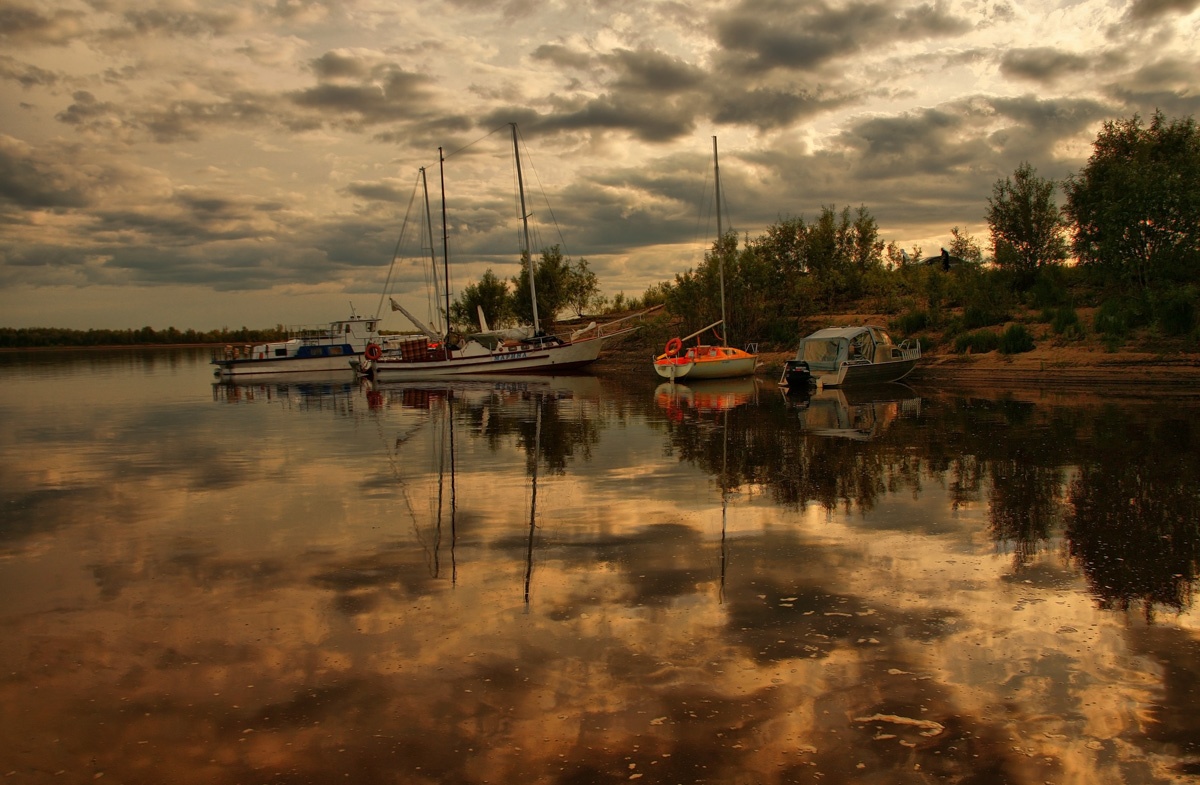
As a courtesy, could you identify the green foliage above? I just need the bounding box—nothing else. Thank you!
[502,245,602,328]
[1065,111,1200,293]
[954,330,1000,354]
[449,268,511,331]
[1152,287,1198,337]
[1049,306,1084,339]
[986,162,1069,287]
[962,304,1007,330]
[999,324,1036,354]
[0,325,285,348]
[948,226,984,266]
[891,309,929,335]
[1093,296,1150,341]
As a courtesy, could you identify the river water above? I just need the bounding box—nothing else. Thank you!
[1,348,1197,784]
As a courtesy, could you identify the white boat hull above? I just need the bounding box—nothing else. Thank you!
[364,332,625,379]
[654,354,759,380]
[214,353,362,377]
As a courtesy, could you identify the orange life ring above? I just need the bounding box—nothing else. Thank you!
[664,337,682,357]
[364,343,382,361]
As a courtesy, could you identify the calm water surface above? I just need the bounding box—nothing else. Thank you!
[1,348,1198,784]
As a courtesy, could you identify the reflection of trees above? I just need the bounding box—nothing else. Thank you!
[988,459,1065,567]
[455,390,602,475]
[1065,410,1200,617]
[659,387,1200,615]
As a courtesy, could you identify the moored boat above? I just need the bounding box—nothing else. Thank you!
[653,137,759,381]
[780,325,920,390]
[653,320,760,380]
[360,124,635,380]
[212,314,380,377]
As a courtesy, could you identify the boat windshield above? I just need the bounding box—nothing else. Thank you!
[799,338,844,370]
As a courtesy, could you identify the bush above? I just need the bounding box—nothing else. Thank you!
[1094,296,1149,338]
[999,324,1035,354]
[954,330,1000,354]
[891,309,929,335]
[962,304,1006,330]
[1050,306,1084,339]
[1153,288,1197,337]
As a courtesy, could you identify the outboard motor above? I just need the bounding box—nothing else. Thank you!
[780,360,816,395]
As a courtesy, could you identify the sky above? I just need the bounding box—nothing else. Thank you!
[2,0,1198,331]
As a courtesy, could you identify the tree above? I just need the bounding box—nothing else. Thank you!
[948,226,984,266]
[450,269,510,331]
[510,245,597,327]
[1064,111,1200,292]
[986,162,1068,284]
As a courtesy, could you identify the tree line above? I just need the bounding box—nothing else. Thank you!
[454,110,1199,349]
[0,325,286,349]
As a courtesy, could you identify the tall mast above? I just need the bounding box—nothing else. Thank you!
[512,123,540,334]
[713,135,727,345]
[438,147,451,344]
[420,166,443,335]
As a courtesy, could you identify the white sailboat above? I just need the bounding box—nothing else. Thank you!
[654,137,759,381]
[359,124,635,379]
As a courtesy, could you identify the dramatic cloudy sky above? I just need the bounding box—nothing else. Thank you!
[2,0,1198,330]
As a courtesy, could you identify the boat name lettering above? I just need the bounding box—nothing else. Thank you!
[495,351,527,361]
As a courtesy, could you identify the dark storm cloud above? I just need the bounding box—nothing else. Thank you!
[714,0,972,75]
[291,65,439,126]
[1125,0,1200,22]
[0,54,60,88]
[999,47,1093,83]
[0,1,85,46]
[530,43,593,71]
[712,85,853,129]
[0,136,93,208]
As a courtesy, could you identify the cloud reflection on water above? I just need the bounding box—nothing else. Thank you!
[0,356,1198,783]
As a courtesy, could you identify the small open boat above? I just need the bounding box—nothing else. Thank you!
[780,325,920,391]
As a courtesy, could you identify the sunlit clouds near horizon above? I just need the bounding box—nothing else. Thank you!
[2,0,1198,329]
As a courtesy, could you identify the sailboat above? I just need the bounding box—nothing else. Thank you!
[653,137,760,381]
[358,124,637,380]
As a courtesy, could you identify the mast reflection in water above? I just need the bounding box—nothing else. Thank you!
[1,349,1198,784]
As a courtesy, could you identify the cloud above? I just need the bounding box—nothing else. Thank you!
[713,0,972,76]
[1125,0,1200,23]
[0,1,86,46]
[999,47,1094,84]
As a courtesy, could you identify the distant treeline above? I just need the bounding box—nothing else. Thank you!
[0,326,287,348]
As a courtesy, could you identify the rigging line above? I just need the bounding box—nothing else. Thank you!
[439,123,511,161]
[375,170,425,320]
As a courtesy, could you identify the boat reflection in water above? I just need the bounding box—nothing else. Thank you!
[212,375,359,411]
[654,376,761,419]
[789,383,922,440]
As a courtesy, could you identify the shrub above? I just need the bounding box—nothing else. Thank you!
[1050,306,1084,339]
[962,304,1005,330]
[1094,296,1149,338]
[999,324,1035,354]
[954,330,1000,354]
[891,309,929,335]
[1154,288,1197,337]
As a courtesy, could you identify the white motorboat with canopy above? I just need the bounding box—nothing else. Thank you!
[780,325,921,390]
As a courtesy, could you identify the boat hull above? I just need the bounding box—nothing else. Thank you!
[820,357,918,388]
[213,353,362,377]
[654,354,759,380]
[365,333,620,379]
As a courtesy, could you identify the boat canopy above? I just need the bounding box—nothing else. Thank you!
[794,326,895,371]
